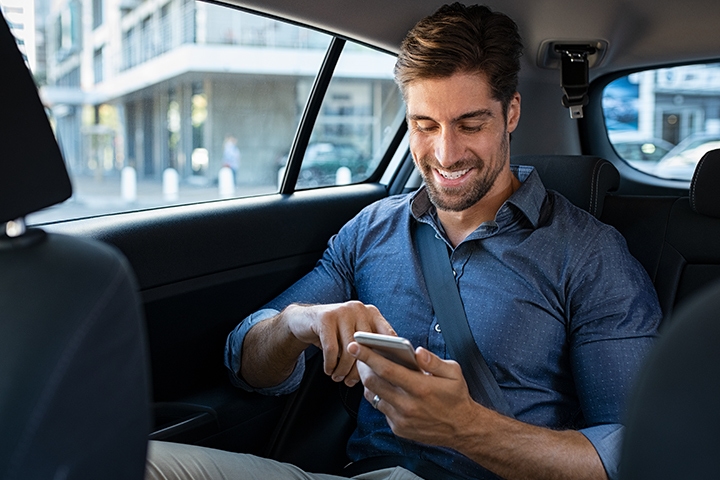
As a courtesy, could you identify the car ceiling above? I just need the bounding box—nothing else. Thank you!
[224,0,720,82]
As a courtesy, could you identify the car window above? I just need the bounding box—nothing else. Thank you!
[7,0,401,225]
[603,62,720,181]
[294,43,405,189]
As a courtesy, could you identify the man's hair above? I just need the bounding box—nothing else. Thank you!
[395,3,523,113]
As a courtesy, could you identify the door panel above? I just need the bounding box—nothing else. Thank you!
[44,183,387,452]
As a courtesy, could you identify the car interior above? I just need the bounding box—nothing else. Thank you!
[2,0,720,477]
[0,14,150,479]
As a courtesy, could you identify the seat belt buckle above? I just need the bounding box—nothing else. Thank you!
[554,44,597,119]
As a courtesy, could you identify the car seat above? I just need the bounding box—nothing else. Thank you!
[619,278,720,479]
[0,12,151,480]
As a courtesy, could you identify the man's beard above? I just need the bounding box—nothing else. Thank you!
[417,134,509,212]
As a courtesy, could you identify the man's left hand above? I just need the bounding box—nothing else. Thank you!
[347,341,480,449]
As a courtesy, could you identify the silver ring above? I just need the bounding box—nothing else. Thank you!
[371,394,381,409]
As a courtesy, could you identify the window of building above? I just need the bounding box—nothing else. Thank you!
[92,0,103,29]
[603,62,720,181]
[93,47,103,83]
[159,3,171,54]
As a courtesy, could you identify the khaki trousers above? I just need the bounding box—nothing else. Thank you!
[145,441,424,480]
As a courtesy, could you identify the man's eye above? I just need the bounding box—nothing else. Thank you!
[415,123,437,132]
[460,124,484,133]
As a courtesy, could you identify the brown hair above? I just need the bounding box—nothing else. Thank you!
[395,3,523,114]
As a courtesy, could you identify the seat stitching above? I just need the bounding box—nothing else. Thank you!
[591,158,603,217]
[689,155,706,213]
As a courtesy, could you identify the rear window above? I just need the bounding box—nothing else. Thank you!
[603,62,720,181]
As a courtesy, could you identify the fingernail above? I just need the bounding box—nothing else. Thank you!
[346,378,358,387]
[347,342,359,356]
[333,375,345,382]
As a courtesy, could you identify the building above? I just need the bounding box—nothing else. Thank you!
[1,0,37,70]
[41,0,400,189]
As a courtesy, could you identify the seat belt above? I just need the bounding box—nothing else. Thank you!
[413,221,514,417]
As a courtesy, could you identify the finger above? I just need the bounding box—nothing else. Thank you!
[415,347,464,380]
[349,341,417,394]
[344,363,360,387]
[358,361,400,405]
[365,306,396,336]
[332,323,360,382]
[317,324,340,377]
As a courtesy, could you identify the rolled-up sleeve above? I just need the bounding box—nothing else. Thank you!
[580,423,624,480]
[224,308,306,396]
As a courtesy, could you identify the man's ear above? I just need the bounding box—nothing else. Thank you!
[506,92,521,133]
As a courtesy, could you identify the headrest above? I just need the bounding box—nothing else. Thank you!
[0,12,71,225]
[511,155,620,218]
[619,279,720,479]
[690,149,720,219]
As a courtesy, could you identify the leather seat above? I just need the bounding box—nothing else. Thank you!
[0,11,151,480]
[511,154,620,218]
[600,149,720,320]
[619,279,720,479]
[653,149,720,318]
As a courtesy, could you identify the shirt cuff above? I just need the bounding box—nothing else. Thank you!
[579,423,624,480]
[224,308,306,396]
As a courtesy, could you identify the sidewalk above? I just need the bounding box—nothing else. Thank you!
[28,174,277,225]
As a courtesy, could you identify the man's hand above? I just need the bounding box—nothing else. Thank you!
[284,301,396,386]
[348,341,477,447]
[348,342,608,480]
[241,301,395,389]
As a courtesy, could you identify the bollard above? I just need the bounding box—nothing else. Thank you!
[336,166,352,185]
[121,166,137,203]
[163,168,180,201]
[277,166,286,189]
[218,166,235,198]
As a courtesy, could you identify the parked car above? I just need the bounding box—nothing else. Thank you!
[654,133,720,180]
[4,0,720,478]
[280,142,370,188]
[608,130,675,165]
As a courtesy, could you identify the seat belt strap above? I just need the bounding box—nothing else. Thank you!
[413,221,514,417]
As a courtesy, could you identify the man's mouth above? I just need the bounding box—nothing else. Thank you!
[437,168,471,180]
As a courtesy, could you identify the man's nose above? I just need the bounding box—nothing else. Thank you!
[434,129,462,168]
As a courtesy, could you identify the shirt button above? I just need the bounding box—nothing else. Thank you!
[452,270,457,277]
[435,324,442,333]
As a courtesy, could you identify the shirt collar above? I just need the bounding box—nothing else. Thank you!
[410,165,547,229]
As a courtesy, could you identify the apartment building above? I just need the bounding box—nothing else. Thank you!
[41,0,400,187]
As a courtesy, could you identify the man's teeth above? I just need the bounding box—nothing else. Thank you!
[438,168,470,180]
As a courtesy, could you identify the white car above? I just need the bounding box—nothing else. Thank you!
[654,134,720,180]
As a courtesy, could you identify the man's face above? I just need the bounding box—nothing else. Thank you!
[406,72,520,212]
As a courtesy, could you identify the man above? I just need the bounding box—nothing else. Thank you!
[146,3,661,480]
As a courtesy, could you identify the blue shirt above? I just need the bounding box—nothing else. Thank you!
[225,166,661,480]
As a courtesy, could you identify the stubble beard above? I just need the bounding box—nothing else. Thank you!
[418,134,509,212]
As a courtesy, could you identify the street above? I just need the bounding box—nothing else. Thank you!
[27,174,277,225]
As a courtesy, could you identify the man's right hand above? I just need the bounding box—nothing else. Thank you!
[241,301,395,389]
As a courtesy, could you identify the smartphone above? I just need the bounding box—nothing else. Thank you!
[353,331,420,371]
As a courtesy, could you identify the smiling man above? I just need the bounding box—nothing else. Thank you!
[146,4,661,480]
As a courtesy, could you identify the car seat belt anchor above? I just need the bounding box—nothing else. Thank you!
[554,44,597,119]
